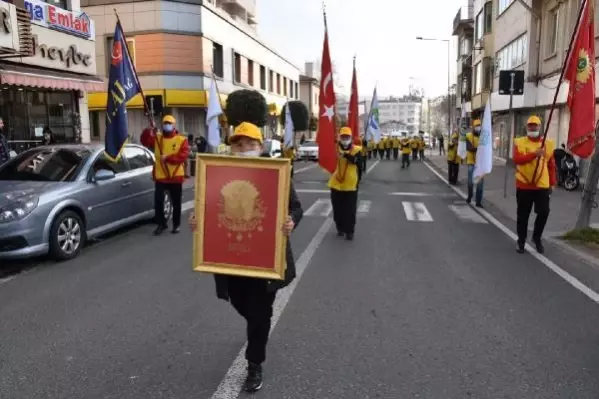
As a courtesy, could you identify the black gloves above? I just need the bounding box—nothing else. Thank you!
[343,153,357,163]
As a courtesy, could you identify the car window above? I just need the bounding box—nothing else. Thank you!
[0,147,91,182]
[92,153,129,175]
[124,146,153,170]
[302,142,317,147]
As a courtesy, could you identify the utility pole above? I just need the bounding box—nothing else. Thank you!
[574,124,599,229]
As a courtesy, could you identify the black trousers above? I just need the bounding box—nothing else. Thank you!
[385,148,391,160]
[412,149,418,160]
[154,181,183,228]
[516,188,551,245]
[367,150,372,159]
[401,153,410,168]
[392,148,399,160]
[448,161,459,184]
[228,277,276,365]
[330,189,358,234]
[419,149,425,160]
[378,149,384,159]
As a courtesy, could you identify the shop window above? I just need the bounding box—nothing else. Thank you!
[213,42,223,78]
[259,65,266,90]
[48,92,75,142]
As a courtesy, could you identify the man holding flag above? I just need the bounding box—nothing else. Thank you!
[206,73,223,151]
[472,102,493,194]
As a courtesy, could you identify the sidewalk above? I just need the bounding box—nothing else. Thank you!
[426,154,599,236]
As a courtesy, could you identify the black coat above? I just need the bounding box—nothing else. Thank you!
[0,133,9,165]
[214,180,303,300]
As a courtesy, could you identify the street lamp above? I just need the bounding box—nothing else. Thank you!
[416,36,451,138]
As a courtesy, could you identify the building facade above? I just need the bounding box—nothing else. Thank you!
[0,0,102,150]
[374,98,422,135]
[83,0,300,141]
[471,0,494,115]
[453,2,473,116]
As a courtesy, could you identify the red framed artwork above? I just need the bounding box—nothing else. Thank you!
[193,154,291,280]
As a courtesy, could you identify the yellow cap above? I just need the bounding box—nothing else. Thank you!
[230,122,263,143]
[473,119,481,127]
[339,126,352,137]
[527,115,541,125]
[162,115,176,124]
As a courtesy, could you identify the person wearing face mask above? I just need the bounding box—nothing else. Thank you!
[466,119,484,207]
[328,126,363,240]
[189,121,303,393]
[140,114,190,235]
[513,115,556,254]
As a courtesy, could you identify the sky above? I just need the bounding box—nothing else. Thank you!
[257,0,467,99]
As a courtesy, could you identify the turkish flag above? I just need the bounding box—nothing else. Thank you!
[348,61,360,145]
[565,0,596,158]
[316,28,337,174]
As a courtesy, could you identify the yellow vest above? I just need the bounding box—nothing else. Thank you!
[401,138,411,154]
[411,139,419,149]
[367,140,375,150]
[283,147,295,159]
[153,134,187,180]
[447,133,461,163]
[418,138,425,150]
[466,132,480,165]
[328,145,362,192]
[377,139,386,150]
[514,137,555,189]
[392,138,401,149]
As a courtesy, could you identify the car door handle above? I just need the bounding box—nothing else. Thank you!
[121,181,132,188]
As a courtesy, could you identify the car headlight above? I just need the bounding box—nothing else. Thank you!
[0,195,39,223]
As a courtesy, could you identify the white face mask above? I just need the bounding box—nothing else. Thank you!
[237,150,261,157]
[163,124,174,133]
[340,139,352,147]
[527,130,540,138]
[474,127,481,133]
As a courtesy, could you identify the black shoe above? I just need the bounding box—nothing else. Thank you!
[153,226,167,236]
[172,226,180,234]
[466,197,472,204]
[244,362,263,393]
[516,242,525,254]
[337,231,344,237]
[346,233,354,241]
[475,202,483,208]
[533,239,545,254]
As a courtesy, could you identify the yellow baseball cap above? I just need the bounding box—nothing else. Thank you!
[163,115,176,124]
[527,115,541,125]
[339,126,352,137]
[473,119,482,127]
[230,122,263,143]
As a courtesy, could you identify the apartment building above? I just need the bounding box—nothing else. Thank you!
[374,98,422,135]
[452,1,474,116]
[83,0,300,140]
[471,0,494,116]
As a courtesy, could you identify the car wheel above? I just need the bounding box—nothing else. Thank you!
[49,210,85,261]
[163,190,173,222]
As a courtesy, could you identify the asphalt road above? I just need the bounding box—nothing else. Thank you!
[3,158,599,398]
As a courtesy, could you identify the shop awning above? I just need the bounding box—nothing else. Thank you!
[88,90,228,111]
[0,64,104,92]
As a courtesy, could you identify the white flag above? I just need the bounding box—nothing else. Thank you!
[457,103,467,159]
[367,87,381,143]
[283,102,294,147]
[473,101,493,182]
[206,76,223,148]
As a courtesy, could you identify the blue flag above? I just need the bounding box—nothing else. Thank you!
[104,21,142,161]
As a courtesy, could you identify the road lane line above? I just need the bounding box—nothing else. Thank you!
[366,160,380,175]
[388,192,455,197]
[0,276,16,285]
[210,218,334,399]
[449,204,489,224]
[423,160,599,304]
[304,198,329,216]
[294,164,317,173]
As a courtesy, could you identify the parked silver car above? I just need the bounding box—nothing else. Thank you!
[0,143,171,261]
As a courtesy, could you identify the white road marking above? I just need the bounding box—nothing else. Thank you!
[182,200,194,212]
[366,160,380,175]
[449,204,489,224]
[357,200,371,214]
[388,192,454,197]
[423,160,599,305]
[402,201,433,222]
[294,164,317,173]
[210,218,333,399]
[304,198,332,217]
[0,276,16,285]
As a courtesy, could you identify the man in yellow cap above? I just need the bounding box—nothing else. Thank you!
[189,121,303,393]
[328,126,363,240]
[466,119,484,207]
[140,114,189,235]
[513,115,556,254]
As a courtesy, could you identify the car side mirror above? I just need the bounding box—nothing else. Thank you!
[94,169,116,182]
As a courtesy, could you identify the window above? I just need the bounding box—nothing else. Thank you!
[233,52,241,83]
[484,2,492,34]
[124,146,152,170]
[260,65,266,90]
[475,10,484,41]
[213,42,224,77]
[498,0,514,15]
[0,148,91,182]
[474,61,483,93]
[547,7,560,55]
[483,58,493,90]
[276,73,281,94]
[496,34,528,74]
[43,0,68,10]
[283,77,288,96]
[248,59,254,86]
[269,70,274,92]
[295,82,299,99]
[93,153,129,175]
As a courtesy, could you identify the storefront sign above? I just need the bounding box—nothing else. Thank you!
[19,24,96,75]
[24,0,95,41]
[0,3,19,52]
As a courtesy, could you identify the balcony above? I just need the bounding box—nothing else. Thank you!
[452,5,474,36]
[223,0,256,17]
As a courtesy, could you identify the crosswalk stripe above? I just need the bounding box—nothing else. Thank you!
[304,198,332,217]
[388,192,454,197]
[448,204,489,224]
[402,201,433,222]
[357,200,371,218]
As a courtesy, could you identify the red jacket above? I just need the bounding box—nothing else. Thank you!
[140,128,190,183]
[512,136,556,190]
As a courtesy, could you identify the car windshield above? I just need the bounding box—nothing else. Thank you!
[0,147,92,182]
[302,141,317,148]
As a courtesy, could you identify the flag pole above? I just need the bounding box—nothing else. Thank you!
[530,0,587,182]
[113,10,154,128]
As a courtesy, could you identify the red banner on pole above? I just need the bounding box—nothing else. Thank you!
[316,22,337,174]
[348,58,360,145]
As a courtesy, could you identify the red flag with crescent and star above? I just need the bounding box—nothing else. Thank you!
[316,23,337,174]
[565,0,596,158]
